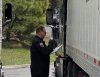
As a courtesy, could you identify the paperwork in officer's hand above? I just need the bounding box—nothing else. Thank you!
[51,44,63,54]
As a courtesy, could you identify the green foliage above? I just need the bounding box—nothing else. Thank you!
[2,41,55,66]
[50,53,56,62]
[3,0,49,42]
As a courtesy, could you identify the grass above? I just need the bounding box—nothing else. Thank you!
[2,40,30,66]
[50,53,56,63]
[1,40,56,66]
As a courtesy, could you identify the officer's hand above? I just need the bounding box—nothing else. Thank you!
[49,40,55,44]
[53,40,57,48]
[49,40,57,48]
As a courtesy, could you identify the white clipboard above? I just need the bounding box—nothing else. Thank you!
[50,44,63,54]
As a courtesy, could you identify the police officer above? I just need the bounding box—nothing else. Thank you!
[30,26,55,77]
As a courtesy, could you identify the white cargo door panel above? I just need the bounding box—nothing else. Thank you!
[97,0,100,60]
[67,0,99,58]
[67,0,100,77]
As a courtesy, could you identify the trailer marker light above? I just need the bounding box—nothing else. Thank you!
[58,54,61,57]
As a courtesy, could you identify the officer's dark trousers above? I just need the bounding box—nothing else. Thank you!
[30,62,50,77]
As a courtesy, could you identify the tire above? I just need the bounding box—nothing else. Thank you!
[55,67,57,77]
[2,75,4,77]
[55,64,61,77]
[72,63,78,77]
[67,61,73,77]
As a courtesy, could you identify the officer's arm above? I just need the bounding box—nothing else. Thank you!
[36,41,54,55]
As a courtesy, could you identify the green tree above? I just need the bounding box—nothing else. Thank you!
[3,0,49,42]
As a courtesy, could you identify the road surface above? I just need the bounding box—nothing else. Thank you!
[3,63,54,77]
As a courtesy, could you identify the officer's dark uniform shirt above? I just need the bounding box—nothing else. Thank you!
[30,35,54,77]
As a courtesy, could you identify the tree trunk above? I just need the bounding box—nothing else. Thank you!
[6,30,10,41]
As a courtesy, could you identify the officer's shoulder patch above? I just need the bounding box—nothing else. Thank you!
[40,43,44,47]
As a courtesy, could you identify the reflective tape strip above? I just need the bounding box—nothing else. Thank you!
[94,59,96,63]
[98,61,100,66]
[86,55,88,59]
[83,53,85,57]
[78,50,80,54]
[67,45,100,68]
[71,47,74,50]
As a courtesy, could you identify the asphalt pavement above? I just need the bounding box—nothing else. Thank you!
[3,63,54,77]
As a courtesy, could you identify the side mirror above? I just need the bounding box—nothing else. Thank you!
[5,3,12,21]
[46,9,53,25]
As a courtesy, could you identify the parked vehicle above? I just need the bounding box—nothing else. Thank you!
[46,0,100,77]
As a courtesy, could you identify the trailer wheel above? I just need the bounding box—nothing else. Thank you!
[2,75,4,77]
[55,65,61,77]
[67,61,73,77]
[72,63,78,77]
[55,67,57,77]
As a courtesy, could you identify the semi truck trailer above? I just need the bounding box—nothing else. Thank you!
[46,0,100,77]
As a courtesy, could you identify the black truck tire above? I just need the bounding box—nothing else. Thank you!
[55,67,57,77]
[72,63,78,77]
[67,61,73,77]
[2,75,4,77]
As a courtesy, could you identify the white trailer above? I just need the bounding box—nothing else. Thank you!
[46,0,100,77]
[66,0,100,77]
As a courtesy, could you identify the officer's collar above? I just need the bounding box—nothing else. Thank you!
[36,35,43,41]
